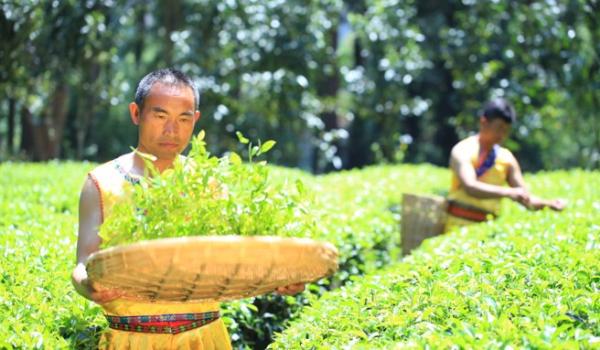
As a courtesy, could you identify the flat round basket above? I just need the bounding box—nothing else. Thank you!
[86,235,338,303]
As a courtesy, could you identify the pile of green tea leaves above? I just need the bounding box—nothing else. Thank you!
[99,131,315,247]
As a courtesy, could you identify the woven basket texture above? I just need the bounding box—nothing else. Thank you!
[87,236,338,303]
[400,193,448,255]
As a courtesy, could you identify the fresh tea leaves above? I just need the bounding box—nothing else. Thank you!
[98,132,315,247]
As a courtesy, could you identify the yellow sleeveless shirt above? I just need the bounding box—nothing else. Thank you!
[445,136,512,231]
[88,155,232,350]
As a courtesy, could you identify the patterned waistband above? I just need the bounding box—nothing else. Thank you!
[447,200,496,222]
[105,311,220,335]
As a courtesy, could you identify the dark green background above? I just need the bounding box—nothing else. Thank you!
[1,0,598,172]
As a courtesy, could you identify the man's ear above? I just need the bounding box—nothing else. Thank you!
[129,102,141,125]
[194,110,201,123]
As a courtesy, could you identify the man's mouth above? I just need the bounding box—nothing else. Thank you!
[159,142,179,148]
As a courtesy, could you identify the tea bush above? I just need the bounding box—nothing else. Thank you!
[0,161,446,349]
[223,164,447,348]
[6,161,593,349]
[0,162,103,349]
[270,170,600,349]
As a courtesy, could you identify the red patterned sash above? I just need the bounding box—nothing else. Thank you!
[447,200,496,222]
[105,311,220,334]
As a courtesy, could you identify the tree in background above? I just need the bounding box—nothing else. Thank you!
[1,0,598,170]
[341,0,599,170]
[0,1,119,160]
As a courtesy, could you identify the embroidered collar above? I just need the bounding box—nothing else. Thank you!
[476,144,499,178]
[114,161,142,185]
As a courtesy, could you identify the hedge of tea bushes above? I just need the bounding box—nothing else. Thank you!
[224,164,448,348]
[0,162,447,349]
[0,162,104,349]
[270,170,600,349]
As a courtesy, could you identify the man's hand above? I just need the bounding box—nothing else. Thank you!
[275,283,305,296]
[83,280,124,304]
[528,196,567,211]
[506,187,530,206]
[72,263,123,304]
[548,198,567,211]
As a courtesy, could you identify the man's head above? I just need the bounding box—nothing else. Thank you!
[129,68,201,161]
[479,98,516,146]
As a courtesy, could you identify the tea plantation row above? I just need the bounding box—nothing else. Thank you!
[3,162,595,349]
[271,170,600,349]
[0,162,445,349]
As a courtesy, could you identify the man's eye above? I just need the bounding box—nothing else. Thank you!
[180,117,192,122]
[156,114,167,119]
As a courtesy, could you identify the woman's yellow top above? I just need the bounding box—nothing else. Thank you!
[88,155,232,350]
[446,136,513,230]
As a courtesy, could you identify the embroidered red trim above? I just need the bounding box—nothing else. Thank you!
[87,173,104,223]
[106,312,220,335]
[447,201,494,222]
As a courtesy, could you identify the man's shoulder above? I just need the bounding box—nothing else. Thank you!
[451,136,478,156]
[89,154,131,177]
[497,145,515,162]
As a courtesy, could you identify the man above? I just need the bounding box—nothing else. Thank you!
[445,98,566,230]
[71,68,304,349]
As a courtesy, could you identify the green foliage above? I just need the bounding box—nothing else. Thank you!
[2,1,598,170]
[435,1,600,170]
[3,161,598,349]
[0,162,105,349]
[220,163,448,348]
[99,133,314,247]
[338,0,600,169]
[1,161,444,349]
[271,170,600,349]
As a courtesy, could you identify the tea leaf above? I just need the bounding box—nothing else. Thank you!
[230,152,242,165]
[236,131,249,144]
[259,140,276,155]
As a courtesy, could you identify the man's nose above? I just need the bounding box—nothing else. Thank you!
[163,119,178,134]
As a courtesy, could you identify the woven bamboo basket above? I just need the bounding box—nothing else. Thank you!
[400,193,448,255]
[86,235,338,303]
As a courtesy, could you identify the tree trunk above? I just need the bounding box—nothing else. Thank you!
[430,59,459,165]
[76,62,100,159]
[20,83,69,161]
[297,128,314,172]
[7,98,15,155]
[46,82,69,159]
[20,106,40,160]
[416,1,460,165]
[160,0,182,66]
[346,32,372,169]
[134,3,146,64]
[315,27,340,173]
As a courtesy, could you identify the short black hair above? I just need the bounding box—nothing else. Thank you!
[134,68,200,111]
[482,98,516,124]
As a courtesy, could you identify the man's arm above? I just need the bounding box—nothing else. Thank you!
[450,145,529,204]
[506,153,566,211]
[506,152,528,189]
[71,177,122,303]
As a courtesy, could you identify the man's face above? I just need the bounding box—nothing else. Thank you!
[129,82,200,161]
[479,116,511,145]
